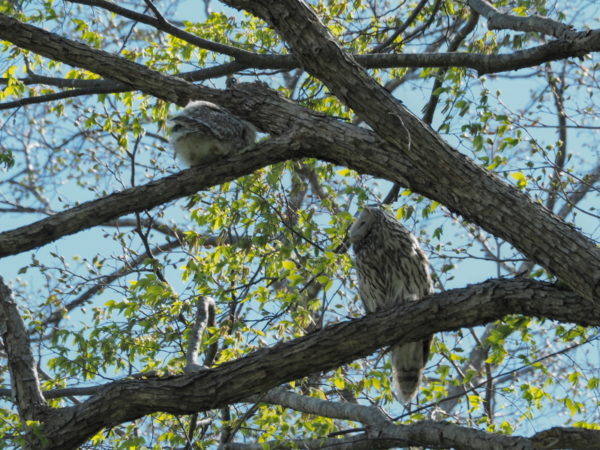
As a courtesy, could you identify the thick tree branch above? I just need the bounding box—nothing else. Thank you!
[0,134,298,257]
[363,37,600,75]
[223,423,600,450]
[220,0,600,304]
[531,426,600,449]
[0,277,47,421]
[251,387,389,427]
[66,0,592,74]
[34,278,600,449]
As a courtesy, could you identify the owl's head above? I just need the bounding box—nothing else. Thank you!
[169,101,222,130]
[349,206,380,243]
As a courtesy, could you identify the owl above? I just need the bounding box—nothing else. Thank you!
[169,101,256,166]
[349,206,433,403]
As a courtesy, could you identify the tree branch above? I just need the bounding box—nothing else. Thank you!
[65,0,259,61]
[556,163,600,219]
[0,63,246,111]
[0,13,196,105]
[219,0,600,304]
[0,277,47,421]
[251,387,389,427]
[467,0,578,39]
[31,278,600,448]
[223,423,600,449]
[39,239,183,329]
[371,0,430,52]
[0,133,298,257]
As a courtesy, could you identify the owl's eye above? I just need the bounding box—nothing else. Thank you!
[172,124,183,132]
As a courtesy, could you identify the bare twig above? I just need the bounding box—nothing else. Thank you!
[371,0,430,52]
[545,65,568,212]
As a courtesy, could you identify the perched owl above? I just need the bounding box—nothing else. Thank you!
[349,206,433,403]
[169,101,256,166]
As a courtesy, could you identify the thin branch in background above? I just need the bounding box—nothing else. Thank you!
[371,0,430,52]
[422,10,480,124]
[117,3,147,53]
[143,0,168,25]
[0,62,249,112]
[0,86,129,111]
[383,10,479,206]
[402,0,444,45]
[66,0,258,60]
[545,64,568,212]
[39,239,182,329]
[556,163,600,219]
[484,359,494,422]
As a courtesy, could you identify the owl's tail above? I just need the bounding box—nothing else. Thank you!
[390,337,431,403]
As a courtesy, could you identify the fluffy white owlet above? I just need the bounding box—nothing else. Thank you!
[349,206,434,403]
[169,101,256,166]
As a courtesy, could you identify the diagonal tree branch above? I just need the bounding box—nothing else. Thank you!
[0,62,246,111]
[251,387,389,427]
[0,13,195,105]
[220,0,600,304]
[556,163,600,219]
[0,133,299,257]
[1,12,597,102]
[223,422,600,450]
[65,0,268,62]
[39,239,183,329]
[33,278,600,449]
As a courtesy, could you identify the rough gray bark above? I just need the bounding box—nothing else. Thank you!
[247,389,600,449]
[15,278,600,449]
[0,132,297,256]
[224,420,534,449]
[224,422,600,450]
[220,0,600,305]
[0,278,48,422]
